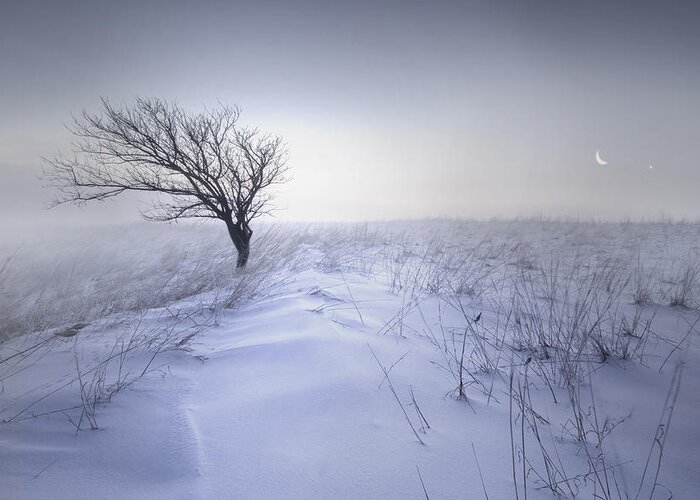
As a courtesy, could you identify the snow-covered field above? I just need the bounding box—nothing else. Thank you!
[1,220,699,499]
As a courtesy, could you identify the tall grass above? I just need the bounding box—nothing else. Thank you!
[0,223,310,342]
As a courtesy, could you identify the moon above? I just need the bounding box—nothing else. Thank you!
[595,150,608,165]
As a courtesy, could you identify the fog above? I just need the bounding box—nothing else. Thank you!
[2,0,699,237]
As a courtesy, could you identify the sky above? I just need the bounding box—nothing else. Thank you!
[1,0,699,232]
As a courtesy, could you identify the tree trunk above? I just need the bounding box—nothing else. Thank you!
[226,220,253,268]
[236,241,250,268]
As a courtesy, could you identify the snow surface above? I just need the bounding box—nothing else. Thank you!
[1,221,699,499]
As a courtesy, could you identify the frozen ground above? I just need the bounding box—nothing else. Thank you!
[1,220,699,499]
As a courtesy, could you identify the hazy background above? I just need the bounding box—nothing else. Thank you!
[1,0,699,235]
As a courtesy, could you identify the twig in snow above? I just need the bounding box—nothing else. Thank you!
[378,351,410,389]
[32,457,59,480]
[636,361,684,499]
[471,442,490,500]
[340,270,364,326]
[416,465,430,500]
[368,345,425,445]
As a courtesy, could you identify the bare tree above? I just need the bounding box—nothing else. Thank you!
[43,98,289,267]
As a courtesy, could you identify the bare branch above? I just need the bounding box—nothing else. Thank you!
[43,98,289,267]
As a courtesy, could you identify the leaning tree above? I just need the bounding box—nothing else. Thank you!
[43,98,289,267]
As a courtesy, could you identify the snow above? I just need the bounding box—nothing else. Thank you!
[1,221,699,499]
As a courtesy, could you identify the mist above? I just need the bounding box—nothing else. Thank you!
[2,0,699,236]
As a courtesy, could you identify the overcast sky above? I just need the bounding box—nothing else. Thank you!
[1,0,699,231]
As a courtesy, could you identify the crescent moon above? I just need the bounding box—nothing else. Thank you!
[595,150,608,165]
